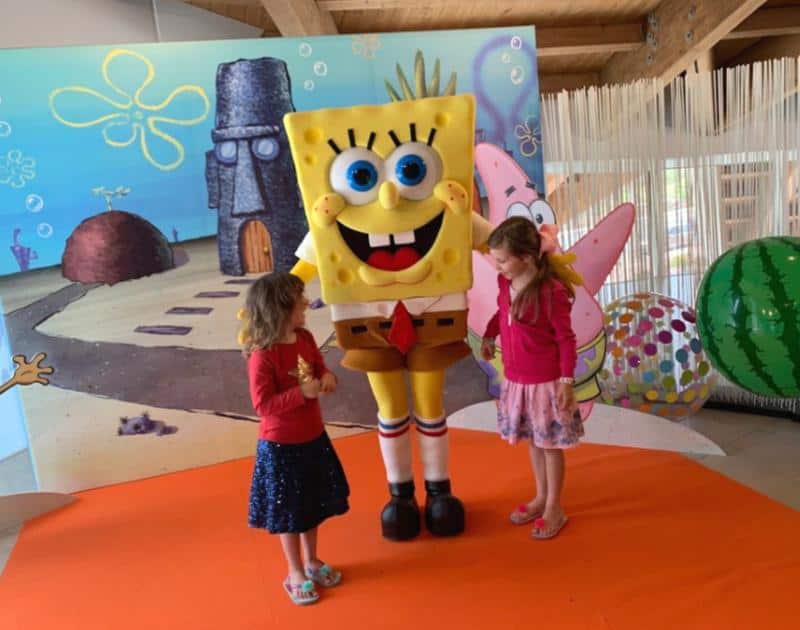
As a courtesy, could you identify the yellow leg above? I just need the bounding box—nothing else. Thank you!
[367,370,412,486]
[410,369,449,482]
[409,368,464,538]
[366,370,409,421]
[409,369,445,419]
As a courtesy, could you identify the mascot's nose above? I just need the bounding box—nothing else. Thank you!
[379,181,399,210]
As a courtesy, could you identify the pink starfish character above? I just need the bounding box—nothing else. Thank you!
[469,143,635,419]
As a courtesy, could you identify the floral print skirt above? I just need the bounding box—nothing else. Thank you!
[497,379,584,449]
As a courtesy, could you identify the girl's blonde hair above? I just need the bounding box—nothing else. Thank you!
[240,272,305,355]
[487,216,581,321]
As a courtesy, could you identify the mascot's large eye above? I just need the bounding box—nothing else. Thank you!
[330,147,384,206]
[385,142,442,201]
[252,137,279,161]
[348,161,378,191]
[529,199,557,225]
[214,141,237,165]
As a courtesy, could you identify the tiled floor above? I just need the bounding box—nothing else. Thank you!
[684,409,800,509]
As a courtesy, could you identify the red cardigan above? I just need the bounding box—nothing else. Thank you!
[247,328,332,443]
[483,275,577,384]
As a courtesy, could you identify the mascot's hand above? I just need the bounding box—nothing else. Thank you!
[291,260,318,283]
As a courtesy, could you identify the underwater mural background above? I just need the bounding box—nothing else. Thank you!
[0,27,543,277]
[0,26,542,494]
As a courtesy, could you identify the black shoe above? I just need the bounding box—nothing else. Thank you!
[424,479,465,537]
[381,481,421,541]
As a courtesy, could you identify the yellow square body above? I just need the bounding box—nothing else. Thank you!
[284,94,476,305]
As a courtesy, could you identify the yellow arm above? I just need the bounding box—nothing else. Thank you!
[291,259,318,283]
[471,212,493,253]
[549,251,584,288]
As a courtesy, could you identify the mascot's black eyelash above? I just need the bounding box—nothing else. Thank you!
[327,125,435,154]
[327,128,377,154]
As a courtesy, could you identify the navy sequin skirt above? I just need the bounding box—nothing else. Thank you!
[248,431,350,534]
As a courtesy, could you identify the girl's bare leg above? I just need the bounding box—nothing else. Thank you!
[533,449,567,537]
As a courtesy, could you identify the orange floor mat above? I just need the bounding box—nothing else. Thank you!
[1,429,798,630]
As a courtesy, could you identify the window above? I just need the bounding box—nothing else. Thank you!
[717,162,770,249]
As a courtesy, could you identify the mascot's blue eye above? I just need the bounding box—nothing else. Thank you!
[385,142,441,201]
[395,154,427,187]
[347,160,379,192]
[330,147,384,205]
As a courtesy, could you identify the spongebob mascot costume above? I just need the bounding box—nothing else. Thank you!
[284,95,491,540]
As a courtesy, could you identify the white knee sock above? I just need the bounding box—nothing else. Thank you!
[377,414,413,484]
[414,415,449,482]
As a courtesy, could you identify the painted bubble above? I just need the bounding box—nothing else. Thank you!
[25,194,44,213]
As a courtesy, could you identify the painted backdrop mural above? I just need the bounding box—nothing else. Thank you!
[0,27,543,494]
[1,28,543,277]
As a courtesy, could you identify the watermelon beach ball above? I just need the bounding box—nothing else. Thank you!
[598,292,717,420]
[696,236,800,398]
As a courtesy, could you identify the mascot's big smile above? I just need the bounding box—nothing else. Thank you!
[337,211,444,271]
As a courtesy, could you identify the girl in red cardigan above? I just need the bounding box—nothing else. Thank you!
[242,272,349,605]
[480,217,582,540]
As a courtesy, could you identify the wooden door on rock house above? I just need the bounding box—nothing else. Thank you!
[240,220,273,273]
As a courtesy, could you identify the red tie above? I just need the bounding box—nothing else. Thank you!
[388,301,417,354]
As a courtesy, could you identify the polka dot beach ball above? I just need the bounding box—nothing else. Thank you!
[598,292,717,420]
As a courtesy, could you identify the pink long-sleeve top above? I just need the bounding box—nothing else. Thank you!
[483,275,577,384]
[247,328,333,443]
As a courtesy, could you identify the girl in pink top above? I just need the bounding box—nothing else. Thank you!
[480,217,583,540]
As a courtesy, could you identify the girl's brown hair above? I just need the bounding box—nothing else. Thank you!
[487,216,575,321]
[241,272,305,355]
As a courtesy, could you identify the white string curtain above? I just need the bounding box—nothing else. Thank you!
[542,56,800,308]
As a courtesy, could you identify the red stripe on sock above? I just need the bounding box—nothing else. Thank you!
[379,425,411,438]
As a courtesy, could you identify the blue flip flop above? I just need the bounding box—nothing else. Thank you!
[305,564,342,588]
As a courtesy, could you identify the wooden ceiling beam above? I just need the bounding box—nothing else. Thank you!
[537,23,643,57]
[601,0,768,86]
[724,7,800,40]
[194,0,645,57]
[318,0,450,8]
[209,0,475,7]
[259,0,338,36]
[539,72,600,94]
[724,34,800,68]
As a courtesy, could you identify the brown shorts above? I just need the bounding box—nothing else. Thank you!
[333,309,472,372]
